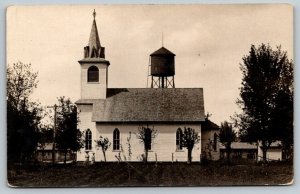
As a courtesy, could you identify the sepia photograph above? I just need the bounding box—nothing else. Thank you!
[6,4,293,187]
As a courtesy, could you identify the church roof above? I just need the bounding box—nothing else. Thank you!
[76,88,205,122]
[202,119,220,131]
[150,47,176,56]
[88,18,101,51]
[81,10,106,59]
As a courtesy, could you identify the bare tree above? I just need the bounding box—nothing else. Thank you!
[126,132,132,161]
[95,136,111,162]
[182,127,200,164]
[136,125,157,162]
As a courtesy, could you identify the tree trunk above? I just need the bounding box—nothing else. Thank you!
[187,149,192,164]
[145,149,148,163]
[52,149,55,165]
[64,150,67,164]
[262,141,267,163]
[226,148,231,164]
[102,149,106,162]
[263,148,267,163]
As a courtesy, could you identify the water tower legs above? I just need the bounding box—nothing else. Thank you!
[151,76,175,88]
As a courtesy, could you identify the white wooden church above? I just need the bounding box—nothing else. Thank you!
[76,11,220,162]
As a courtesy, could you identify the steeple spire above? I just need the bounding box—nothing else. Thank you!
[88,10,101,51]
[84,9,105,58]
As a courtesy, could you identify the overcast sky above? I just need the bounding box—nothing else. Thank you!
[7,4,293,125]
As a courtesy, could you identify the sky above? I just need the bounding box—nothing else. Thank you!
[6,4,293,125]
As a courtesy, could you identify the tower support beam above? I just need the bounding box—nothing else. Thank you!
[151,76,175,88]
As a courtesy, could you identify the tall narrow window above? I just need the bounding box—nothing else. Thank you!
[213,133,218,151]
[176,128,183,150]
[85,129,92,150]
[87,66,99,82]
[113,128,120,150]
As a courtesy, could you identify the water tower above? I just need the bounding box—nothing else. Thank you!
[149,46,176,88]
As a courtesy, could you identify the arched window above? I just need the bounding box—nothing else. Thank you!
[213,133,218,151]
[87,66,99,82]
[113,128,120,150]
[176,128,183,150]
[85,129,92,150]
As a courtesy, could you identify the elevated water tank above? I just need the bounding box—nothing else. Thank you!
[150,47,175,77]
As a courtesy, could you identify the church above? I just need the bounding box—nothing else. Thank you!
[76,11,220,162]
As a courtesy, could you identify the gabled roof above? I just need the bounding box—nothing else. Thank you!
[259,141,282,148]
[76,88,205,122]
[219,142,257,150]
[202,119,220,131]
[219,141,283,150]
[150,47,176,56]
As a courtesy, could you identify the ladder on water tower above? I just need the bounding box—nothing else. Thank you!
[146,56,151,88]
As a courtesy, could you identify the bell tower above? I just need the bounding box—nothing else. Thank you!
[79,10,110,99]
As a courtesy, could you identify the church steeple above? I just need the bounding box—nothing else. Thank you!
[79,10,110,100]
[84,9,105,58]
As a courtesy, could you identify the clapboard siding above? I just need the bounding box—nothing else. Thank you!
[77,123,201,162]
[77,104,96,161]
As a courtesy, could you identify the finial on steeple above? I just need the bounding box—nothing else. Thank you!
[93,9,96,20]
[162,32,164,47]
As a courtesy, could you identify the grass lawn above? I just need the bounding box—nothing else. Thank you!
[7,161,293,187]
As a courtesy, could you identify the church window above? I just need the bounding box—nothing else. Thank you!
[85,129,92,150]
[87,66,99,82]
[113,128,120,150]
[176,128,183,150]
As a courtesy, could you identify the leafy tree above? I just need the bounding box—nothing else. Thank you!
[235,44,293,162]
[37,128,54,149]
[7,62,42,163]
[182,127,200,164]
[55,97,83,164]
[95,136,111,162]
[7,62,38,110]
[218,121,236,163]
[136,125,157,162]
[271,90,293,160]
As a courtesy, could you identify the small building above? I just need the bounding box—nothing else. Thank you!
[220,141,283,162]
[36,143,76,163]
[219,142,257,160]
[257,141,282,161]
